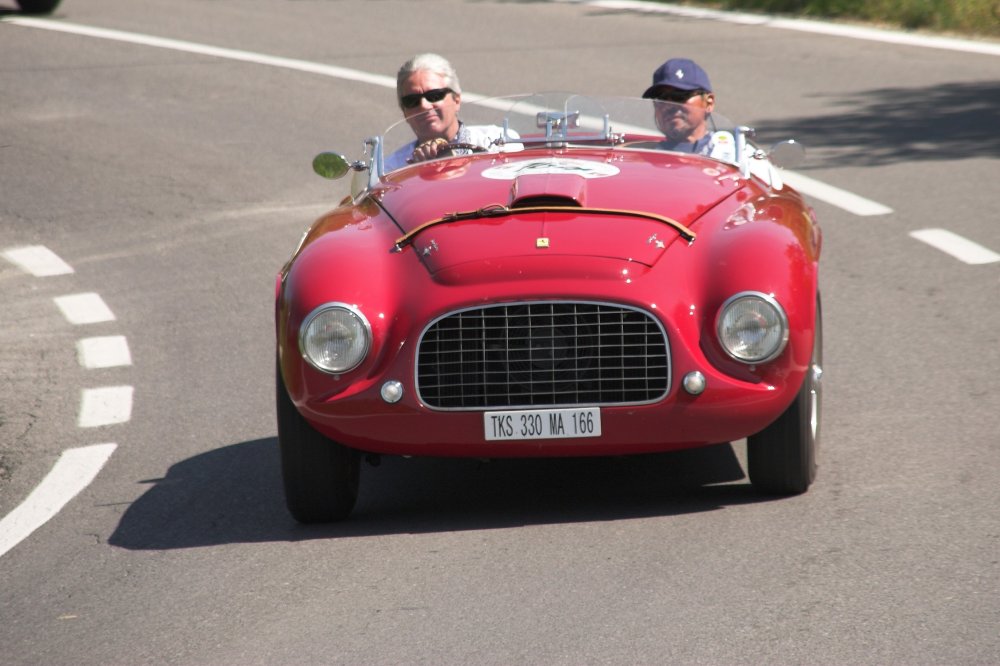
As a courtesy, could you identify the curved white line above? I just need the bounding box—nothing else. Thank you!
[4,15,905,219]
[557,1,1000,57]
[10,9,999,57]
[0,444,117,559]
[3,17,397,87]
[0,244,132,552]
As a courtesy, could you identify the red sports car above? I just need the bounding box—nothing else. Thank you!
[275,93,822,522]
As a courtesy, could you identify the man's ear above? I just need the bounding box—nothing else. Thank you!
[703,92,715,111]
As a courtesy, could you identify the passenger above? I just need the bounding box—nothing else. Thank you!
[640,57,735,162]
[384,53,507,171]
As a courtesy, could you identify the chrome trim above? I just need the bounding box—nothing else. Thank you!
[368,136,383,187]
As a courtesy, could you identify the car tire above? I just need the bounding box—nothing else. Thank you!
[16,0,62,13]
[276,361,360,523]
[748,295,822,494]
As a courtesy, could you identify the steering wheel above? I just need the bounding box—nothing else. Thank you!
[438,142,490,157]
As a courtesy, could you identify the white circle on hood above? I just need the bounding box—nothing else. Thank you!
[481,158,620,180]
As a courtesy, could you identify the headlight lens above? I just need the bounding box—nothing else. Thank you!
[299,304,370,374]
[716,292,788,364]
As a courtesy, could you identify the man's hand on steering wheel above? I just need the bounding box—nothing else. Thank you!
[409,138,488,164]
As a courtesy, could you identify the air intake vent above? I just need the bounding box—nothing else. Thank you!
[510,196,581,208]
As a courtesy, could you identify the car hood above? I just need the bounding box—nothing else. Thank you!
[375,149,745,278]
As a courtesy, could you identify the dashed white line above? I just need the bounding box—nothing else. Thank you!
[0,443,117,559]
[2,245,75,276]
[1,245,136,559]
[780,171,894,217]
[53,292,116,325]
[78,386,134,428]
[910,228,1000,265]
[77,335,133,369]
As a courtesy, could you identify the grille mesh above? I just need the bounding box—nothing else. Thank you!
[417,302,669,409]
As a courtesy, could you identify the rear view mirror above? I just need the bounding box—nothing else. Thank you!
[769,140,805,169]
[312,152,352,180]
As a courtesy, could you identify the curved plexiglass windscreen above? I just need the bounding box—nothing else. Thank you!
[379,93,738,173]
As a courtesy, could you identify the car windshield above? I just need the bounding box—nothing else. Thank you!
[379,92,738,173]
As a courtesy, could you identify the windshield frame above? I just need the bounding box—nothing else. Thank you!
[364,92,760,184]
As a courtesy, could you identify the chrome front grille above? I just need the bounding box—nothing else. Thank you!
[416,302,669,409]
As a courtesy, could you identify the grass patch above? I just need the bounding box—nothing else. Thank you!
[666,0,1000,38]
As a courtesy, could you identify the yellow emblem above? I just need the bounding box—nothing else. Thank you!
[536,238,550,248]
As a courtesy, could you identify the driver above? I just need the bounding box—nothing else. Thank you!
[384,54,507,171]
[640,57,735,162]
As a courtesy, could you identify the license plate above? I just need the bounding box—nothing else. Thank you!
[484,407,602,441]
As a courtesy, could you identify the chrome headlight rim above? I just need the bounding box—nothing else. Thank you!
[716,291,789,365]
[298,302,371,375]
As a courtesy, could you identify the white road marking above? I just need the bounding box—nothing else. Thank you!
[0,4,994,556]
[4,17,396,88]
[78,386,133,427]
[1,243,131,543]
[4,16,897,219]
[2,245,75,276]
[781,171,894,216]
[909,228,1000,265]
[54,292,116,325]
[77,336,133,368]
[0,444,117,560]
[3,14,912,221]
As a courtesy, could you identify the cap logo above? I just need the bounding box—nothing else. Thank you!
[675,68,685,79]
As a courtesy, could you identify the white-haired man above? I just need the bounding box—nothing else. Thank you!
[384,53,507,171]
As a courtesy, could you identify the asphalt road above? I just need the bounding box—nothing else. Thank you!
[2,1,999,663]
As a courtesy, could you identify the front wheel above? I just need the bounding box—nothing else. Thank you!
[748,297,822,494]
[16,0,62,13]
[276,362,360,522]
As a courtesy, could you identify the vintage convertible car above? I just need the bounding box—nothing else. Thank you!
[275,93,822,522]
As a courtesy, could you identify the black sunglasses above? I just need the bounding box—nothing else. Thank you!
[652,89,704,104]
[399,87,454,109]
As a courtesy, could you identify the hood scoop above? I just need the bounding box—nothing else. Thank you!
[509,173,586,208]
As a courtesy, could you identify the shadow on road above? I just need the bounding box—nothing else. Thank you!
[752,80,1000,168]
[108,438,767,550]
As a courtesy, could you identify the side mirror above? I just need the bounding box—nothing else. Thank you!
[768,140,805,169]
[312,152,353,180]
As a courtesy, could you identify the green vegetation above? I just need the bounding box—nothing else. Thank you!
[670,0,1000,38]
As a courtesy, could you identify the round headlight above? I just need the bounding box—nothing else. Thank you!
[716,292,788,364]
[299,303,371,374]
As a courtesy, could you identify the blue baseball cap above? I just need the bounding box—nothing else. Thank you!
[642,58,713,97]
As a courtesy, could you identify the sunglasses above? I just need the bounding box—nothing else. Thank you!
[652,89,705,104]
[399,87,454,109]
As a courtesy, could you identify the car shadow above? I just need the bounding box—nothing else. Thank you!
[108,437,768,550]
[749,80,1000,168]
[0,8,56,15]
